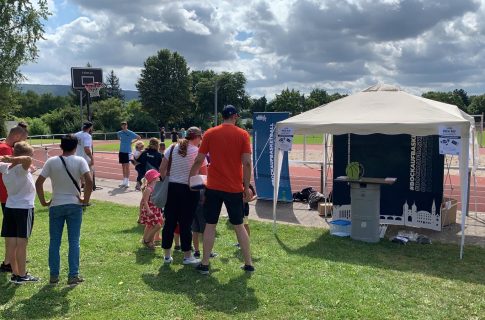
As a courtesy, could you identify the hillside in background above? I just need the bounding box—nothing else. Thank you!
[18,84,139,101]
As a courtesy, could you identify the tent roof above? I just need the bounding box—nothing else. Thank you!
[278,84,474,136]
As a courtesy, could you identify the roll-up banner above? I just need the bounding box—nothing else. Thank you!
[252,112,293,202]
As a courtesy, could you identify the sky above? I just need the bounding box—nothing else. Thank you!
[21,0,485,98]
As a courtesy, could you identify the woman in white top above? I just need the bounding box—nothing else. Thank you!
[159,127,207,265]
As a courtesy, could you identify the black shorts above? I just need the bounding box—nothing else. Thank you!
[1,203,5,215]
[1,207,34,238]
[118,152,130,164]
[203,188,244,225]
[192,204,206,233]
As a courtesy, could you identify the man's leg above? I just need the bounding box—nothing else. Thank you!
[1,203,9,267]
[65,205,83,278]
[6,237,17,274]
[201,224,216,265]
[15,238,28,276]
[49,206,66,277]
[234,224,253,266]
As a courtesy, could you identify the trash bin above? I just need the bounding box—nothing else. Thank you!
[350,183,380,243]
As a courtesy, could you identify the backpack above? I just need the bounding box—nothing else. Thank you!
[308,191,326,210]
[293,187,316,202]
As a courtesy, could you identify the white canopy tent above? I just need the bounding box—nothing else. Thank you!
[273,84,478,258]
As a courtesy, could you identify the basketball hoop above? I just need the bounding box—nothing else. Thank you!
[84,82,105,98]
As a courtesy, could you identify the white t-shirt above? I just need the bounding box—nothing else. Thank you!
[0,163,35,209]
[75,131,93,165]
[40,155,90,207]
[165,144,207,185]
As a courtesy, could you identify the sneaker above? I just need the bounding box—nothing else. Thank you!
[240,264,255,273]
[195,263,210,275]
[234,243,240,248]
[210,252,218,258]
[49,276,59,285]
[0,262,12,273]
[174,245,181,251]
[163,256,173,264]
[193,250,201,258]
[16,273,39,284]
[10,274,19,283]
[67,276,84,285]
[183,256,201,265]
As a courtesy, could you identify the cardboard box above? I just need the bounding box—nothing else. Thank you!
[441,197,457,227]
[318,202,333,217]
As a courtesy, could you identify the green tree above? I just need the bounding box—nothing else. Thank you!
[102,70,124,100]
[468,95,485,115]
[268,88,305,115]
[422,91,468,112]
[190,70,218,127]
[136,49,191,127]
[91,98,126,132]
[216,72,250,113]
[250,96,267,113]
[42,106,81,134]
[0,0,50,84]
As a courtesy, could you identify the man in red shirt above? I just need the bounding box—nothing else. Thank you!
[189,105,254,274]
[0,126,28,273]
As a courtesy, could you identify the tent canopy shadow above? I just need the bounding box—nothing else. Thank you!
[254,200,302,224]
[275,232,485,286]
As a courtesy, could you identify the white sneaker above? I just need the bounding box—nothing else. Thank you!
[182,256,201,265]
[164,256,173,264]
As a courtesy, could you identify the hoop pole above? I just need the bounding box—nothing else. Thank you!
[79,90,83,129]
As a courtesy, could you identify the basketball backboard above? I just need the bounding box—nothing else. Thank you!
[71,67,103,90]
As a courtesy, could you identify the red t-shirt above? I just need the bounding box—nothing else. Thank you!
[0,142,13,203]
[198,124,251,193]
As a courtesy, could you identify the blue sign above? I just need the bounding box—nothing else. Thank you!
[252,112,292,202]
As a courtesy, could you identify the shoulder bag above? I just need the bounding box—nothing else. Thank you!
[152,145,175,208]
[59,156,90,208]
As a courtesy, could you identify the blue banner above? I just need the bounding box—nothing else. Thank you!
[252,112,292,202]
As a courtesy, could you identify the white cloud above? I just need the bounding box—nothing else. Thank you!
[20,0,485,98]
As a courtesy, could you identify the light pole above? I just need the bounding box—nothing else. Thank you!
[214,80,219,127]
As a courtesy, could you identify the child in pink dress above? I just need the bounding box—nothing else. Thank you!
[139,169,164,249]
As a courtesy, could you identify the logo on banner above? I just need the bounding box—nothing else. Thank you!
[438,126,460,155]
[276,127,294,152]
[255,115,267,122]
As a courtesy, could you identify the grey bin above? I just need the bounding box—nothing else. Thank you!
[350,183,381,243]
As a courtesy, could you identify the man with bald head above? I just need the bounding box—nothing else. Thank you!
[0,126,28,273]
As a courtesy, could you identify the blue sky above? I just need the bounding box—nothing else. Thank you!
[21,0,485,98]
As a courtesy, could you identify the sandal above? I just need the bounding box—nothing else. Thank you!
[142,239,155,249]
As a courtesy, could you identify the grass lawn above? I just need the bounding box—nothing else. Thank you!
[1,199,484,319]
[28,138,61,146]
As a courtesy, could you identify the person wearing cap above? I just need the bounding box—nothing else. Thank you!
[189,105,254,275]
[139,169,164,249]
[160,126,207,265]
[74,122,94,183]
[117,121,141,188]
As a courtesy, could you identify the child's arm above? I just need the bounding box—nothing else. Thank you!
[140,188,153,216]
[1,155,32,171]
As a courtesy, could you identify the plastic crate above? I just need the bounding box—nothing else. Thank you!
[329,219,351,237]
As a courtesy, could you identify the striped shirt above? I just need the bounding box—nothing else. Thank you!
[165,144,206,185]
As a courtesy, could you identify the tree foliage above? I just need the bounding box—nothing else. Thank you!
[422,90,469,112]
[468,95,485,115]
[91,98,127,132]
[268,88,304,114]
[102,70,124,100]
[42,106,82,134]
[0,0,50,85]
[136,49,191,127]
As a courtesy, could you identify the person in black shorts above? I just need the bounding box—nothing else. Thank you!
[192,189,217,259]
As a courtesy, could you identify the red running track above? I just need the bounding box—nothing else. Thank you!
[32,144,485,212]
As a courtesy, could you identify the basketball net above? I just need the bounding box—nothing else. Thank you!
[84,82,105,98]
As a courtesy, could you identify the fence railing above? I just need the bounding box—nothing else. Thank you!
[27,131,163,146]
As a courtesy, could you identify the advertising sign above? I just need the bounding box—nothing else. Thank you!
[253,112,293,202]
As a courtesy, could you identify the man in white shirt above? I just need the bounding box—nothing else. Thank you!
[36,134,92,286]
[74,122,94,183]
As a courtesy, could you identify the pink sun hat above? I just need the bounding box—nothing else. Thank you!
[145,169,160,183]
